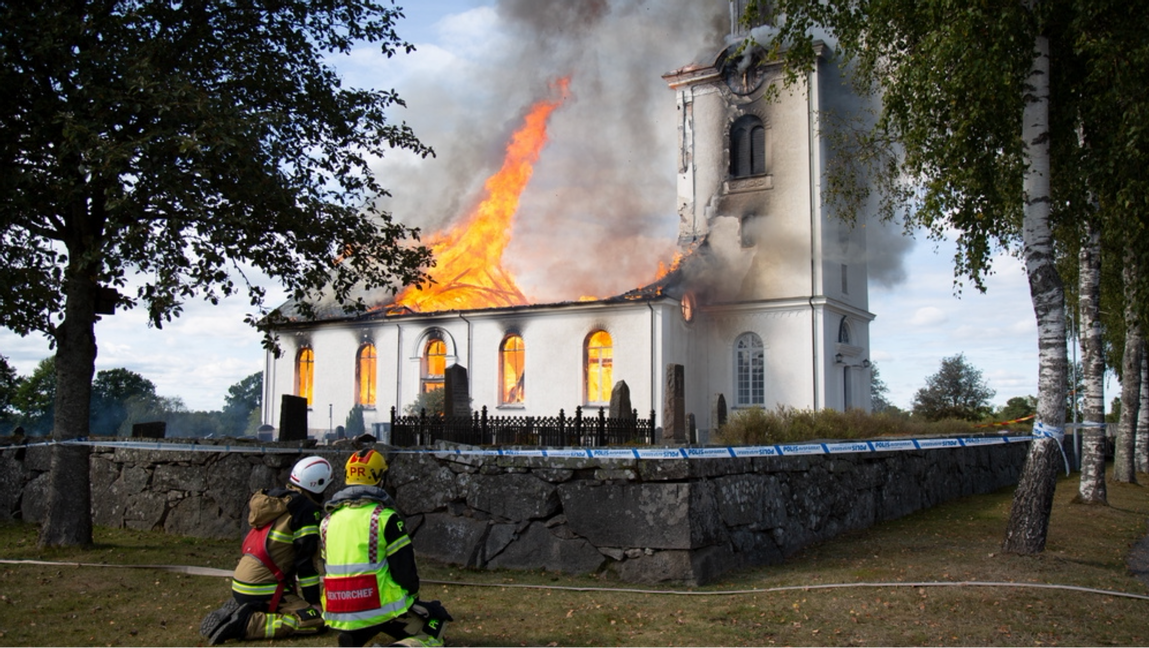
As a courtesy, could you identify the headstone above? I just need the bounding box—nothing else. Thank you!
[132,421,166,439]
[713,393,728,430]
[687,413,696,444]
[664,364,686,443]
[279,395,309,441]
[608,380,633,419]
[444,364,471,417]
[257,424,275,442]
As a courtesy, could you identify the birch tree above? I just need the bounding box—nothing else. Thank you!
[1136,349,1149,474]
[1075,222,1106,503]
[1113,261,1142,483]
[741,0,1065,552]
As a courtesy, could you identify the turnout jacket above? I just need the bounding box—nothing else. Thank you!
[320,485,420,630]
[231,487,323,607]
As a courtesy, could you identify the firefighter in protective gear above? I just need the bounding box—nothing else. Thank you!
[200,455,333,645]
[321,448,453,647]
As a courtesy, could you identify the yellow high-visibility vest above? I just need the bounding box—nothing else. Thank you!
[321,502,413,630]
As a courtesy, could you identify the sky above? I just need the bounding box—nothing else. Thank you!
[0,0,1049,414]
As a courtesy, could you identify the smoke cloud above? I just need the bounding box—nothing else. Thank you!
[372,0,726,301]
[371,0,908,303]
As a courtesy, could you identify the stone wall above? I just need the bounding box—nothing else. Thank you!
[0,438,1027,585]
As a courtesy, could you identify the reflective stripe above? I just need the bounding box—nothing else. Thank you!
[268,528,293,544]
[298,574,321,588]
[323,597,410,624]
[295,524,319,540]
[324,561,388,575]
[368,507,382,564]
[233,580,279,596]
[385,534,410,555]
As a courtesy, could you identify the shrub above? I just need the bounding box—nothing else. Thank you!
[713,405,984,445]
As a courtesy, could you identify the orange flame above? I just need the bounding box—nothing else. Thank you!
[392,78,571,313]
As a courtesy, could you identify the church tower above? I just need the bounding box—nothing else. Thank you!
[663,6,875,414]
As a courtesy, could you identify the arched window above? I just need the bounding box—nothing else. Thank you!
[295,347,314,406]
[500,335,525,404]
[838,317,851,344]
[422,337,446,393]
[735,332,764,406]
[585,330,613,404]
[730,115,766,178]
[356,343,377,407]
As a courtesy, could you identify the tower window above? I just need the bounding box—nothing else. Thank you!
[730,115,766,178]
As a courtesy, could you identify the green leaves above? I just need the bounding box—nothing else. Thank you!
[0,0,433,345]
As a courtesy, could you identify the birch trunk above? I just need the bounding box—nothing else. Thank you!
[1076,220,1107,504]
[1114,247,1141,483]
[1002,29,1067,555]
[1137,343,1149,474]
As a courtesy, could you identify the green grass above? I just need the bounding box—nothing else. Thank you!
[2,469,1148,646]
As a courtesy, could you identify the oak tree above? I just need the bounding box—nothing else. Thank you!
[1,0,433,547]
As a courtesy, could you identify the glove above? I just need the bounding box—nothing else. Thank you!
[411,599,454,622]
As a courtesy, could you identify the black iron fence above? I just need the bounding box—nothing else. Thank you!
[389,405,656,447]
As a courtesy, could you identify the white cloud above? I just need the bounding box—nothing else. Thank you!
[909,306,948,327]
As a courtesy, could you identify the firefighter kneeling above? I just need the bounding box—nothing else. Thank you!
[200,456,333,644]
[322,448,453,647]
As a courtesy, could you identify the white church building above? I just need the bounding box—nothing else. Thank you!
[261,15,875,441]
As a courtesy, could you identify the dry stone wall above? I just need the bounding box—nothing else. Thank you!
[0,437,1027,585]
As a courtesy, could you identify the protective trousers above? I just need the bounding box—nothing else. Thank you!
[242,592,325,640]
[335,608,448,647]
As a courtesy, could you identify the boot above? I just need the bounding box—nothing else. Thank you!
[199,599,239,641]
[203,601,259,645]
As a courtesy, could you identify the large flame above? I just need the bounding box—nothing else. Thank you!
[392,79,571,313]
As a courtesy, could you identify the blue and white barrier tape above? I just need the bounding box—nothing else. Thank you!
[5,434,1035,460]
[1033,421,1071,475]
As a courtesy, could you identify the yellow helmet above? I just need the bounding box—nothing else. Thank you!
[345,448,388,486]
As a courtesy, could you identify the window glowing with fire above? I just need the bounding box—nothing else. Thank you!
[295,347,314,406]
[735,332,764,406]
[356,343,377,407]
[585,330,613,404]
[500,335,525,404]
[422,337,446,393]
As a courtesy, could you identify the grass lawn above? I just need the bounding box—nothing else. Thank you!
[1,469,1147,646]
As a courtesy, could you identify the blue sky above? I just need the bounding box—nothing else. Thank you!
[0,0,1049,413]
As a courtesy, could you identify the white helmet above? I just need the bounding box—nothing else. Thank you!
[289,456,333,495]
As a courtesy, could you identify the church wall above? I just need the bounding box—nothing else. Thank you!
[263,301,683,440]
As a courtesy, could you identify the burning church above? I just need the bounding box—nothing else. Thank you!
[260,4,875,441]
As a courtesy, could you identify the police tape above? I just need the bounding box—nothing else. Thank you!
[5,434,1036,460]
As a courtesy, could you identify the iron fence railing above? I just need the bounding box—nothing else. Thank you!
[389,405,656,447]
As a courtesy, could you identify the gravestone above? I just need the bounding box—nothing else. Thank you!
[444,364,471,417]
[713,393,728,430]
[609,380,633,419]
[279,395,309,441]
[132,421,166,439]
[664,364,686,443]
